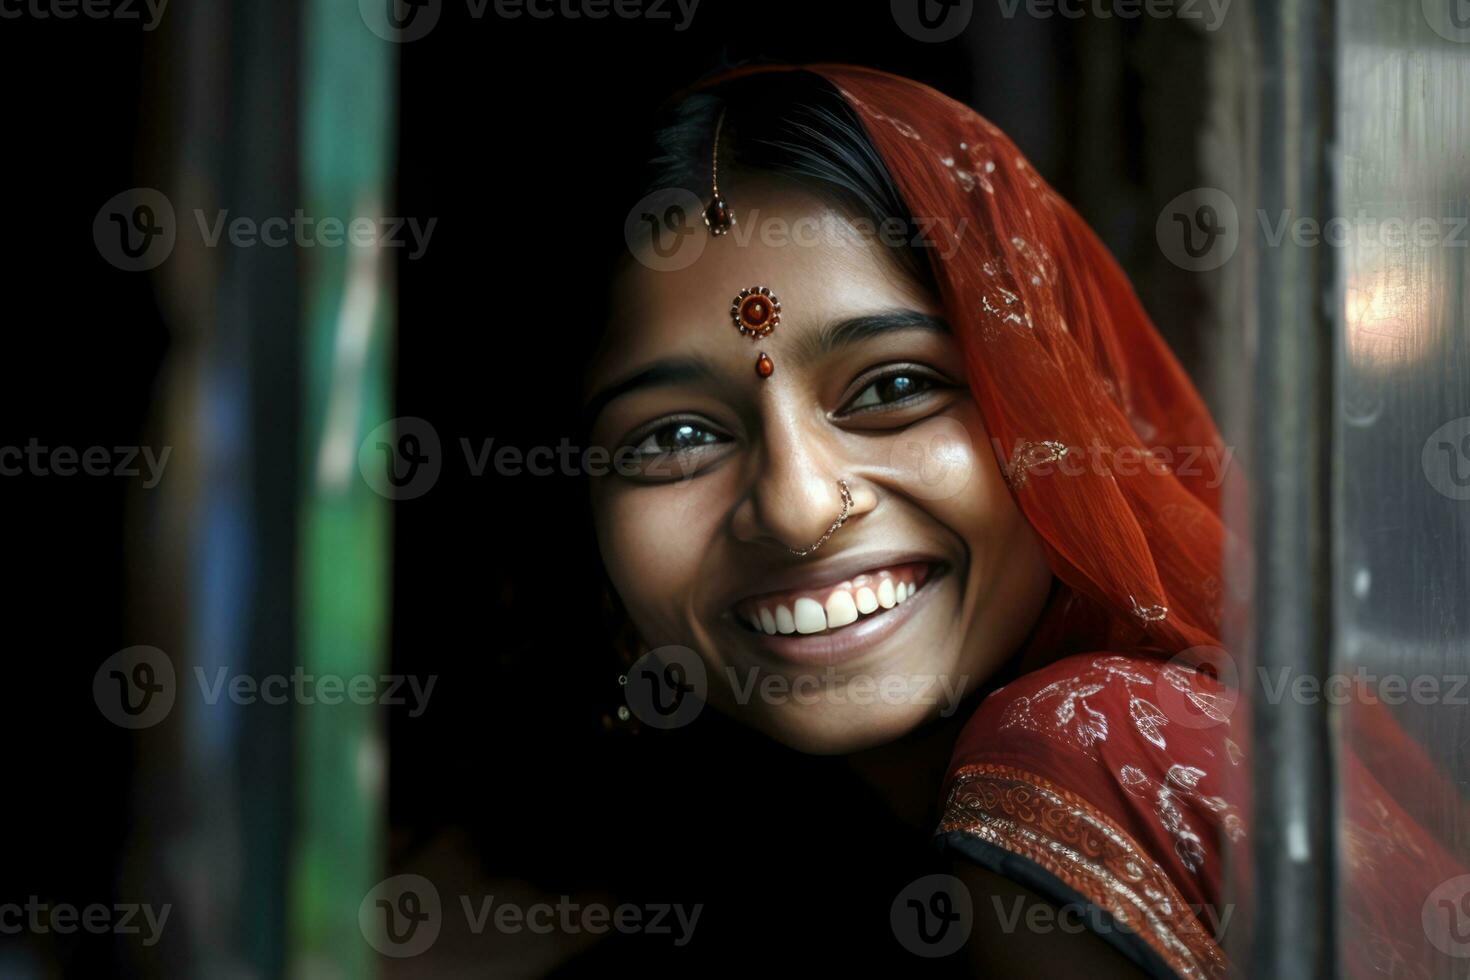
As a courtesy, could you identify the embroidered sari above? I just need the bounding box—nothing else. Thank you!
[691,63,1467,978]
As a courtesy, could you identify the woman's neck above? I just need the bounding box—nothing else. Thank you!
[841,705,975,834]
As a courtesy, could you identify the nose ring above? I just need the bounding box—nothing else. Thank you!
[788,480,853,557]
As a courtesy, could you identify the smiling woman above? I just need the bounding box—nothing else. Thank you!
[578,64,1463,979]
[583,65,1207,976]
[590,172,1054,753]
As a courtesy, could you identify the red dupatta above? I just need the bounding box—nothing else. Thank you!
[687,63,1467,979]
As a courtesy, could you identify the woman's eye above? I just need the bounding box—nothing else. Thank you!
[630,420,725,456]
[843,372,940,412]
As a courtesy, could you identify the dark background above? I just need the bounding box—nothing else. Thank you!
[4,1,1218,975]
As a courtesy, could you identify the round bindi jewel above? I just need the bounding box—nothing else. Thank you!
[731,285,780,339]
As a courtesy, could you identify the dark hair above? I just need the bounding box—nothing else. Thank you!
[628,69,938,292]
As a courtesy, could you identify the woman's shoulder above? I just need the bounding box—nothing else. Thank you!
[936,651,1243,979]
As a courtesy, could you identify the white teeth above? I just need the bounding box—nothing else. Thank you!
[825,590,859,628]
[793,597,827,634]
[743,570,930,637]
[758,607,777,634]
[775,604,796,634]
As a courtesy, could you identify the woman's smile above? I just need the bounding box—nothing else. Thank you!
[724,555,947,667]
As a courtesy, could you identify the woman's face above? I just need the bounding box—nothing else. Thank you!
[587,184,1053,753]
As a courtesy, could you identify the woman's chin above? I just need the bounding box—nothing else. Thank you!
[722,693,959,756]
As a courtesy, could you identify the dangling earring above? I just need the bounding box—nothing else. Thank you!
[598,576,644,735]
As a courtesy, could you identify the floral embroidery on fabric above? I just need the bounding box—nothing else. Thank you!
[1004,439,1069,489]
[1129,593,1170,624]
[993,657,1247,880]
[838,85,923,140]
[999,655,1165,759]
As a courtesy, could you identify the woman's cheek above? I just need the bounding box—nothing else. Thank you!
[882,408,985,505]
[599,486,715,645]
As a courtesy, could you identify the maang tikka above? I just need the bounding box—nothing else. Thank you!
[705,108,777,380]
[703,108,735,237]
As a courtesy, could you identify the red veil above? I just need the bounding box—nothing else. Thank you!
[686,64,1467,978]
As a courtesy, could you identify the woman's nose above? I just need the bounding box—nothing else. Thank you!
[731,438,875,554]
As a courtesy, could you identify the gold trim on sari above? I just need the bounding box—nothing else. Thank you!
[939,762,1228,980]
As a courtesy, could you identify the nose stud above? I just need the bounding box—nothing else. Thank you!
[788,480,853,557]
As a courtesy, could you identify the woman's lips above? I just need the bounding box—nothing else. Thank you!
[733,561,934,636]
[728,561,944,667]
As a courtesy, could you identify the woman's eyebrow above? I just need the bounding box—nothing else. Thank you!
[800,309,951,362]
[582,355,720,430]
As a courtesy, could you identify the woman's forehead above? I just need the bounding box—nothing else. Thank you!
[601,190,934,374]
